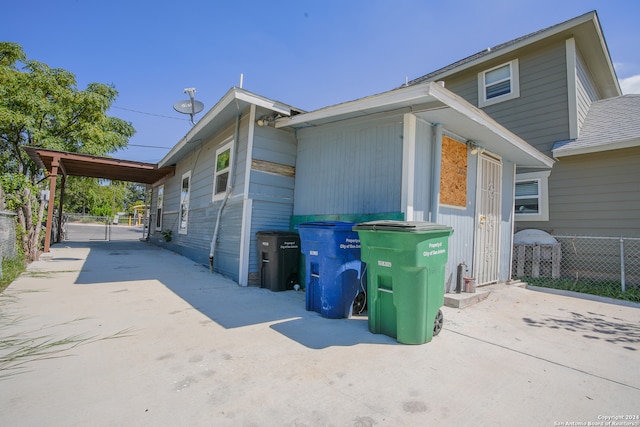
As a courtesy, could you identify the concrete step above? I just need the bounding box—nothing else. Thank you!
[444,281,527,308]
[444,289,490,308]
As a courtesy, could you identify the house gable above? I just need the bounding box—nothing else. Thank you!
[406,11,619,99]
[404,11,621,159]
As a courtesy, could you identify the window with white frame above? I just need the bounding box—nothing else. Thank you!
[213,140,233,201]
[155,185,164,231]
[478,59,520,107]
[179,171,191,234]
[514,170,550,221]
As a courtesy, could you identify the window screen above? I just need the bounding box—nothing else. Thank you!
[485,64,511,99]
[213,143,232,200]
[515,180,539,214]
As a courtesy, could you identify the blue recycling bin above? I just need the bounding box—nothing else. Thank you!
[297,222,365,319]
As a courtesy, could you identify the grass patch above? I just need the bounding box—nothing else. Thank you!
[0,325,134,380]
[0,300,134,380]
[0,256,26,294]
[0,255,133,379]
[520,277,640,303]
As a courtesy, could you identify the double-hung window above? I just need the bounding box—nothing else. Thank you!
[179,171,191,234]
[478,59,520,107]
[514,170,550,221]
[515,180,540,213]
[213,140,233,201]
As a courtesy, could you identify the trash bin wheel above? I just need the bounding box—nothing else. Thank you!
[353,291,367,314]
[433,309,444,336]
[286,273,298,291]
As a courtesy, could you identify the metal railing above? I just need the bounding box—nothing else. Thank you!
[512,235,640,303]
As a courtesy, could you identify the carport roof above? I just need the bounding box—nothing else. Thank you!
[23,146,175,185]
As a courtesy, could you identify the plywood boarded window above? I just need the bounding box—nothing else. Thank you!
[440,136,467,207]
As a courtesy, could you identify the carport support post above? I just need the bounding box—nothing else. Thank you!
[43,157,60,253]
[56,173,66,243]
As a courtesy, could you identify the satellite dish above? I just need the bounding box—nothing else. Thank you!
[173,100,204,114]
[173,88,204,125]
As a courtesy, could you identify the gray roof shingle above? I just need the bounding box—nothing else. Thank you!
[553,95,640,155]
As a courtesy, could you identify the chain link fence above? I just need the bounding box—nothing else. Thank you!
[512,236,640,303]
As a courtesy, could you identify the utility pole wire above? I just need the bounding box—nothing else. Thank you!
[112,106,190,121]
[127,144,172,149]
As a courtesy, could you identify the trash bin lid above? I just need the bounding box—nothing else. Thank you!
[256,230,299,237]
[353,220,452,233]
[297,221,355,231]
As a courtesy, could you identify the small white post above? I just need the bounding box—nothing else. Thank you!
[620,237,626,292]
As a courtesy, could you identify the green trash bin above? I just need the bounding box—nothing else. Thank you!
[353,220,453,345]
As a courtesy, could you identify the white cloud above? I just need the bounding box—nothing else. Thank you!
[619,75,640,94]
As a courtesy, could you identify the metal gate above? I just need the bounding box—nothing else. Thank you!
[473,153,502,285]
[62,214,144,242]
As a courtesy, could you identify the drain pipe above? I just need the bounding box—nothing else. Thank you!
[430,123,443,223]
[456,262,467,293]
[209,112,242,272]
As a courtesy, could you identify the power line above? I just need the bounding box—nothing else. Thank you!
[127,144,171,149]
[112,105,190,121]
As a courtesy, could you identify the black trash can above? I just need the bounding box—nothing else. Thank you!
[256,231,300,292]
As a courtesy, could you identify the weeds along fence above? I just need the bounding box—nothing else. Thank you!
[513,236,640,303]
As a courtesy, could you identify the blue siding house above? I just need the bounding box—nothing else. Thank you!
[151,82,552,290]
[149,88,302,286]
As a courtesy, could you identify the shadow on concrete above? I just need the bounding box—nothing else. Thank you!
[270,313,397,349]
[522,311,640,351]
[59,240,394,348]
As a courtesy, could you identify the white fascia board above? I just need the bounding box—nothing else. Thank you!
[553,138,640,158]
[275,84,436,129]
[235,89,293,116]
[159,87,240,167]
[159,88,296,168]
[427,83,555,168]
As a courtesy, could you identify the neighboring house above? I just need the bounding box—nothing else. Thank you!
[150,82,553,290]
[551,95,640,236]
[404,10,639,238]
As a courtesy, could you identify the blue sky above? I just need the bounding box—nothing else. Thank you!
[4,0,640,163]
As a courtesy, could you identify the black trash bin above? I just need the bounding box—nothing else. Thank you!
[256,231,300,291]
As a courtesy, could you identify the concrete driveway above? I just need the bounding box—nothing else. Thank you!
[1,239,639,426]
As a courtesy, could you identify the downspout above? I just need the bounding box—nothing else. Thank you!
[430,123,443,223]
[209,112,242,272]
[508,163,517,283]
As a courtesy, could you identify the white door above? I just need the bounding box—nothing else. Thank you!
[473,153,502,285]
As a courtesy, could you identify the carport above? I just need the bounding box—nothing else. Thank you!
[23,146,175,253]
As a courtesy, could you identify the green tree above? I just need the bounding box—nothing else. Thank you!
[61,177,101,214]
[124,182,146,211]
[0,42,135,260]
[60,178,145,220]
